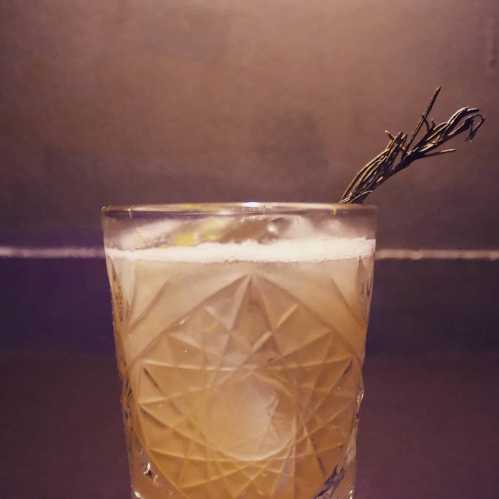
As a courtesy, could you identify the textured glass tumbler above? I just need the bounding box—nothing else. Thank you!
[102,203,377,499]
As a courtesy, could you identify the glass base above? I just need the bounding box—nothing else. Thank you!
[127,436,356,499]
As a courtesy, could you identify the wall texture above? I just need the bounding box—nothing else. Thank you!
[1,0,498,248]
[2,4,499,498]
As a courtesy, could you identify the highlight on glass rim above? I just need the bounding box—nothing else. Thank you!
[102,88,485,499]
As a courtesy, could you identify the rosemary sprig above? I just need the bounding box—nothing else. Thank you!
[339,87,485,204]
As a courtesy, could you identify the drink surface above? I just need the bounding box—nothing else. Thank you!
[107,238,374,499]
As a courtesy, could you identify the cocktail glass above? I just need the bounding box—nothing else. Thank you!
[102,203,377,499]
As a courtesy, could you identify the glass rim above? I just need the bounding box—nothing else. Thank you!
[102,202,378,217]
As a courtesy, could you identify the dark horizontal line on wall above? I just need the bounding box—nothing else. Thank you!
[2,246,499,261]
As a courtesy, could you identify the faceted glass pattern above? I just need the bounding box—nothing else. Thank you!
[108,255,373,499]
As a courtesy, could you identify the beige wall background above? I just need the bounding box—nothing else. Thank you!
[1,0,498,248]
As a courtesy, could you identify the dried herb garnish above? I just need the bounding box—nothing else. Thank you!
[339,87,485,204]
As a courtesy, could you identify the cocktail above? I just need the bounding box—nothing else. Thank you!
[102,88,484,498]
[103,203,376,498]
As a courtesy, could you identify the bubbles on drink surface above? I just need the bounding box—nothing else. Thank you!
[114,212,373,253]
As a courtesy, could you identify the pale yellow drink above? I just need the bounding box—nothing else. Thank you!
[106,236,374,499]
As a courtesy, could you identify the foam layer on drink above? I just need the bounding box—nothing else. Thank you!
[107,237,375,263]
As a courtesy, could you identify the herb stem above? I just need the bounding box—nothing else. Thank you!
[339,87,485,204]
